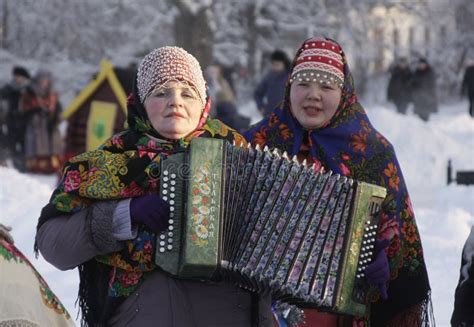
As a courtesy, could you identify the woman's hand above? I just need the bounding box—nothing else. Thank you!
[365,239,390,300]
[130,194,170,233]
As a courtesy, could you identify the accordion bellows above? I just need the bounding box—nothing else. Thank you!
[155,138,386,317]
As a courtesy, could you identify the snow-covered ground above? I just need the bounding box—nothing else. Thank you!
[1,100,473,326]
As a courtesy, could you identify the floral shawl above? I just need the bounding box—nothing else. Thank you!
[243,38,432,326]
[36,85,246,325]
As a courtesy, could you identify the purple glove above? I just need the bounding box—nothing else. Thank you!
[365,239,390,300]
[130,194,170,233]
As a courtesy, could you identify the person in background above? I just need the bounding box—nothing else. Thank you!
[254,49,291,117]
[461,59,474,118]
[0,66,31,171]
[244,36,432,326]
[387,57,412,114]
[451,225,474,327]
[206,63,250,132]
[410,58,438,121]
[0,223,74,326]
[20,70,63,173]
[35,46,273,326]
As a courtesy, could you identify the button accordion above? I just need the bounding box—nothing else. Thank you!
[155,138,386,317]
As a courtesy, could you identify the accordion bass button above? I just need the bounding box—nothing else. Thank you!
[167,245,173,250]
[168,232,173,237]
[168,238,173,243]
[169,226,174,231]
[163,196,168,201]
[163,177,169,182]
[164,170,169,176]
[170,207,174,212]
[170,200,175,205]
[170,194,175,199]
[163,183,168,189]
[171,173,176,179]
[168,219,174,224]
[159,247,165,253]
[160,234,166,240]
[160,241,165,246]
[163,190,168,195]
[171,180,176,186]
[170,187,175,192]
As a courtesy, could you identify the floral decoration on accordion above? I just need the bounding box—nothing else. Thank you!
[190,163,216,247]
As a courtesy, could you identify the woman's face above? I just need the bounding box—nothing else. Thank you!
[144,81,203,139]
[290,81,342,129]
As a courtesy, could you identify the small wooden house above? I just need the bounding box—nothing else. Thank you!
[62,60,135,158]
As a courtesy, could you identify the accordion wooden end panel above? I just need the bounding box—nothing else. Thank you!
[155,138,387,317]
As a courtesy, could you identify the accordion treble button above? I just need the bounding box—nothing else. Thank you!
[171,181,176,186]
[168,219,174,224]
[170,187,175,192]
[160,234,165,240]
[163,170,169,175]
[159,247,165,253]
[167,245,173,250]
[170,200,175,205]
[168,232,173,237]
[163,196,168,201]
[163,190,168,195]
[160,241,165,246]
[163,183,168,189]
[171,173,176,179]
[170,194,175,199]
[163,177,169,182]
[169,226,174,231]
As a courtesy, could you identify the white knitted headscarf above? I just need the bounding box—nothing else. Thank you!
[136,46,207,105]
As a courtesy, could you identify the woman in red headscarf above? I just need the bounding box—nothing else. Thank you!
[244,37,432,326]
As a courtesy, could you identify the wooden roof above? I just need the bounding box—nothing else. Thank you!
[62,60,131,119]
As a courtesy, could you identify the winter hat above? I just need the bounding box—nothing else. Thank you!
[271,50,291,70]
[136,46,206,106]
[12,66,30,79]
[289,37,344,88]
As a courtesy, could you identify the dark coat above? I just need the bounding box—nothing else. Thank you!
[36,200,273,327]
[451,226,474,327]
[411,66,438,116]
[0,82,27,148]
[215,101,250,133]
[254,70,289,116]
[462,65,474,97]
[387,66,412,105]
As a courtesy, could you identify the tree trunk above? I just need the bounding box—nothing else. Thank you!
[1,0,8,49]
[245,3,258,83]
[173,1,214,69]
